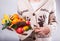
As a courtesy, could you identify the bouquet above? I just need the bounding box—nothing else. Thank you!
[1,14,32,34]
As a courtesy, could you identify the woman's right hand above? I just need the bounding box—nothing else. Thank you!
[34,27,41,33]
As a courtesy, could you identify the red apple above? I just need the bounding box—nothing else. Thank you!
[16,27,24,34]
[26,21,30,25]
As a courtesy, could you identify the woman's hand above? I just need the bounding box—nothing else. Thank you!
[34,27,41,33]
[39,26,50,35]
[34,25,50,35]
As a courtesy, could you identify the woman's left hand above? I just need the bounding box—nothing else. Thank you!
[38,26,50,35]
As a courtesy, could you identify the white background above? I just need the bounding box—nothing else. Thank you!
[0,0,60,41]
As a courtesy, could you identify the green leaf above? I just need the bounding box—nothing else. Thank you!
[7,21,11,26]
[5,20,7,23]
[2,27,6,30]
[2,25,7,30]
[2,20,11,30]
[5,20,11,26]
[12,24,17,29]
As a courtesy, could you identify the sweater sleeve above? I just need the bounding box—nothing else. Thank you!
[48,0,57,33]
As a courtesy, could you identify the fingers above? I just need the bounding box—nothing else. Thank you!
[34,29,41,33]
[34,25,50,35]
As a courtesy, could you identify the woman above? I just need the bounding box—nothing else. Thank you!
[17,0,56,41]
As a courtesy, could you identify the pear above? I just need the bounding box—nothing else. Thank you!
[3,14,10,20]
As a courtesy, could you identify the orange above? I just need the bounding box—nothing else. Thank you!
[20,18,26,22]
[11,14,19,20]
[18,18,22,22]
[12,18,19,24]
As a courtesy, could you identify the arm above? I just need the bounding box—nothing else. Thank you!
[40,0,57,35]
[34,0,57,35]
[48,0,57,34]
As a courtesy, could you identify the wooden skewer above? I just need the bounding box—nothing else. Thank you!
[9,24,13,28]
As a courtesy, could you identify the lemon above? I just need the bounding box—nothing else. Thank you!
[2,19,6,24]
[23,26,29,31]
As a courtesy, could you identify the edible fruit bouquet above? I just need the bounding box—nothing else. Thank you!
[1,14,32,34]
